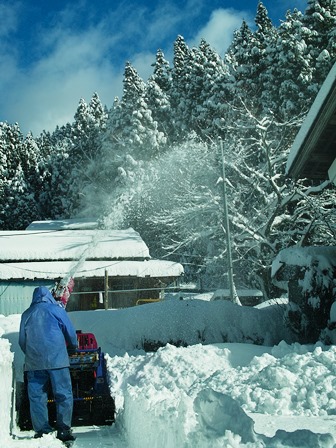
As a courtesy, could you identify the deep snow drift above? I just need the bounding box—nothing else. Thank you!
[1,297,336,447]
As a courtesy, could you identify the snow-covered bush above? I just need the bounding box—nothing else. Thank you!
[275,247,336,343]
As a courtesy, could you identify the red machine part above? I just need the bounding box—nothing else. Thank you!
[76,330,98,350]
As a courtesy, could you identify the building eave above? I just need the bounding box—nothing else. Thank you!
[286,62,336,181]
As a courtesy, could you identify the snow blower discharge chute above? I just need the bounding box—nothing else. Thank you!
[17,330,115,429]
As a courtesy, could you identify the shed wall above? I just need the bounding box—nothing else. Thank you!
[0,281,54,315]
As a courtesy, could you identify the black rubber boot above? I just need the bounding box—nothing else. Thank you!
[56,429,76,442]
[34,430,53,438]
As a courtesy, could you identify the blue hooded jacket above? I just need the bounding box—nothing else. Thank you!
[19,286,78,371]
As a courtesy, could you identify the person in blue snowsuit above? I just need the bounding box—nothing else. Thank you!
[19,286,78,442]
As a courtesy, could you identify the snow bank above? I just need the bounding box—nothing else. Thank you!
[106,342,336,448]
[0,337,14,442]
[69,299,295,355]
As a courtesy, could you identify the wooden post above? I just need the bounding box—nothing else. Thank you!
[104,270,109,310]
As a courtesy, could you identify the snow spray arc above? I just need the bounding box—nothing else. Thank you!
[52,232,102,308]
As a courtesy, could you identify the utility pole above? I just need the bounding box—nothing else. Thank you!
[220,140,241,305]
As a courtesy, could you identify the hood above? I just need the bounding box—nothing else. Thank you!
[32,286,57,305]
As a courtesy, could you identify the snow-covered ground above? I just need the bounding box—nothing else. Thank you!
[1,297,336,447]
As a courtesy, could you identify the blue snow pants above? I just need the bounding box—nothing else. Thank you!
[27,368,73,434]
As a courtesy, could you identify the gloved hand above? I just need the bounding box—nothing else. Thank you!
[67,346,77,355]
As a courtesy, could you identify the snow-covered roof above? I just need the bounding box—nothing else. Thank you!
[26,218,99,230]
[271,245,336,277]
[0,259,184,280]
[0,228,150,262]
[286,62,336,180]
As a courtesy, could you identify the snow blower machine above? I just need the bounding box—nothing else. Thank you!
[17,330,115,430]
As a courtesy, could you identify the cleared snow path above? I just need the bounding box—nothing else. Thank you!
[10,425,128,447]
[70,425,127,447]
[10,425,127,448]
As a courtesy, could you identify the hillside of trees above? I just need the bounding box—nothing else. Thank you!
[0,0,335,299]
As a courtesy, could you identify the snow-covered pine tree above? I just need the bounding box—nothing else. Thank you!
[225,19,254,82]
[151,49,172,94]
[145,78,173,144]
[146,50,174,144]
[104,62,166,160]
[39,138,82,220]
[226,2,277,113]
[72,98,95,162]
[36,93,107,220]
[252,1,278,109]
[181,45,208,133]
[89,92,108,128]
[2,164,40,229]
[71,93,106,164]
[0,123,40,229]
[170,35,192,141]
[194,39,233,140]
[303,0,336,84]
[260,8,313,119]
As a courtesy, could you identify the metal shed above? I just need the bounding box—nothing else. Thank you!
[0,222,184,315]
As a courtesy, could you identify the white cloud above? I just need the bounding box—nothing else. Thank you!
[0,0,291,136]
[191,8,253,56]
[0,2,19,37]
[10,64,123,136]
[140,0,203,46]
[0,2,20,84]
[0,0,179,135]
[129,52,158,82]
[1,15,125,135]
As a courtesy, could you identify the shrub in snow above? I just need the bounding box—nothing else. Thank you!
[282,249,336,343]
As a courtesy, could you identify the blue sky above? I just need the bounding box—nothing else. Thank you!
[0,0,308,136]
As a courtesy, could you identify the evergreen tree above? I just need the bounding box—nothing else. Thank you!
[145,78,173,143]
[2,164,40,229]
[194,39,233,140]
[151,49,172,94]
[172,35,190,91]
[261,8,313,119]
[36,130,57,159]
[89,92,108,128]
[21,132,40,180]
[170,35,192,140]
[39,139,81,219]
[226,3,277,110]
[104,62,166,159]
[0,123,40,229]
[146,50,174,142]
[72,94,106,162]
[303,0,336,83]
[225,19,253,74]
